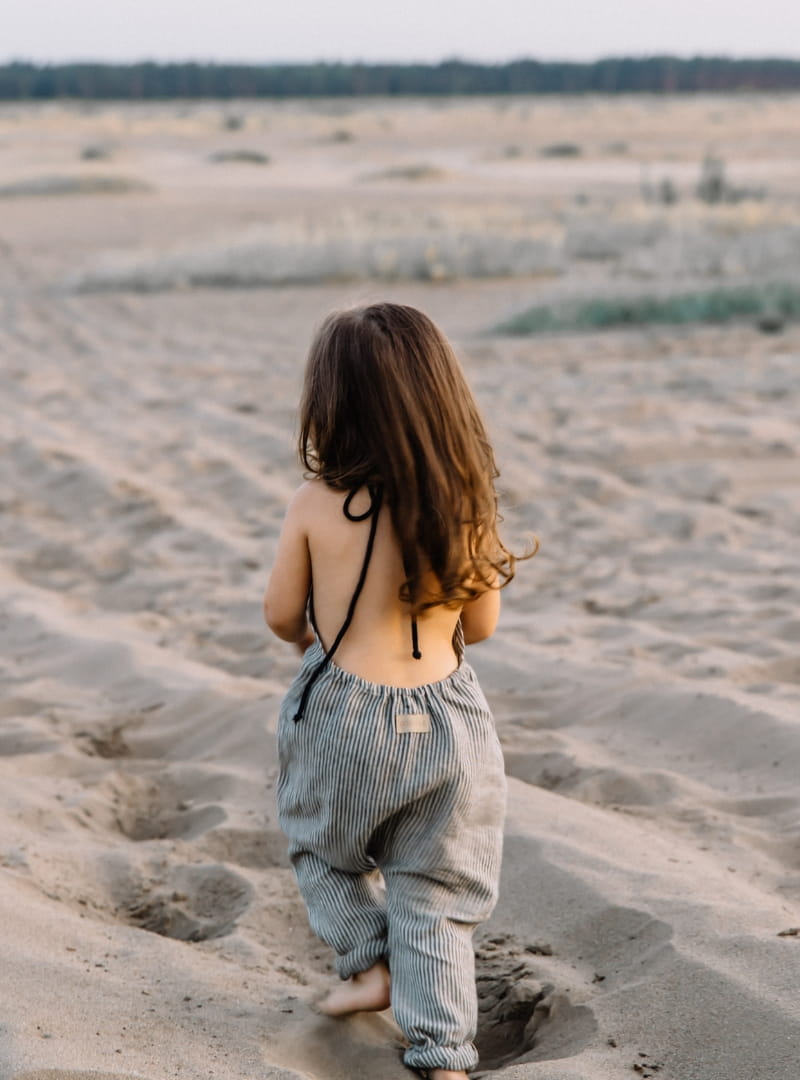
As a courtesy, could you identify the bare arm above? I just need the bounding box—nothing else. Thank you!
[460,586,501,645]
[263,484,314,650]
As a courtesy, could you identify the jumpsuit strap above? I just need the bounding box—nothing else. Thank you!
[410,614,421,660]
[292,484,383,722]
[344,484,421,661]
[307,583,319,638]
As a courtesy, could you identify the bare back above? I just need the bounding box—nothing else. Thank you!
[307,482,462,687]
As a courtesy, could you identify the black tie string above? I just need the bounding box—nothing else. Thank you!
[293,484,383,722]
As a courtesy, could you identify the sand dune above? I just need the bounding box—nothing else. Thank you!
[1,96,799,1079]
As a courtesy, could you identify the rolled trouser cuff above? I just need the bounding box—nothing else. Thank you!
[403,1041,479,1072]
[335,936,388,980]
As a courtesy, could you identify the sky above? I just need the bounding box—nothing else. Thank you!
[4,0,800,64]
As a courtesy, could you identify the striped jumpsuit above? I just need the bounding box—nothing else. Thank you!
[276,489,507,1074]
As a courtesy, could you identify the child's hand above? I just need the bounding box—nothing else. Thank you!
[296,626,316,655]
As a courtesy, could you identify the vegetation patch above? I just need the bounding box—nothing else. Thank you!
[4,57,800,99]
[362,164,446,182]
[80,142,114,161]
[494,284,800,336]
[67,228,562,292]
[0,174,151,197]
[208,149,270,164]
[540,142,582,158]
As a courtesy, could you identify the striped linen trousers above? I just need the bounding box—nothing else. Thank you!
[276,638,507,1073]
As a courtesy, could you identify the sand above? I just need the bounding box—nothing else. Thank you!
[0,95,799,1080]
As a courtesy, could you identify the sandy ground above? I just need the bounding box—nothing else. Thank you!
[1,96,799,1080]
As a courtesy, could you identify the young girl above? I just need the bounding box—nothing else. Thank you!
[264,302,529,1079]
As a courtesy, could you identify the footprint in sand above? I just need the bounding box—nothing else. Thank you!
[198,824,290,869]
[504,743,683,809]
[120,860,253,941]
[102,768,227,842]
[473,933,596,1073]
[73,722,133,760]
[77,738,289,868]
[99,766,289,867]
[14,542,88,591]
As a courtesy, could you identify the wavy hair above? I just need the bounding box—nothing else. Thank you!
[298,302,534,612]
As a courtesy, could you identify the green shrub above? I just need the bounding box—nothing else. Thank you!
[495,284,800,335]
[0,174,151,197]
[80,142,114,161]
[540,142,582,157]
[208,149,270,164]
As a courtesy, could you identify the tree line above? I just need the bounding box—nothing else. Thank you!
[1,57,800,99]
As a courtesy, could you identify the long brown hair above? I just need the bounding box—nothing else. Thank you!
[299,302,533,612]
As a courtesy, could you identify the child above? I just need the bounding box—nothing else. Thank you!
[264,302,529,1079]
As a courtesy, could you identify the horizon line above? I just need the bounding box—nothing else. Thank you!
[4,52,800,67]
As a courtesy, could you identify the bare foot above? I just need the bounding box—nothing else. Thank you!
[317,960,391,1016]
[427,1071,469,1080]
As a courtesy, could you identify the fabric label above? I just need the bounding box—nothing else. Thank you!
[395,712,431,734]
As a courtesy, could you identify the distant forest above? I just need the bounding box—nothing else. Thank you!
[1,57,800,99]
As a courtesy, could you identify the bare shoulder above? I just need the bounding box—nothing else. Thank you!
[288,477,335,513]
[287,478,346,531]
